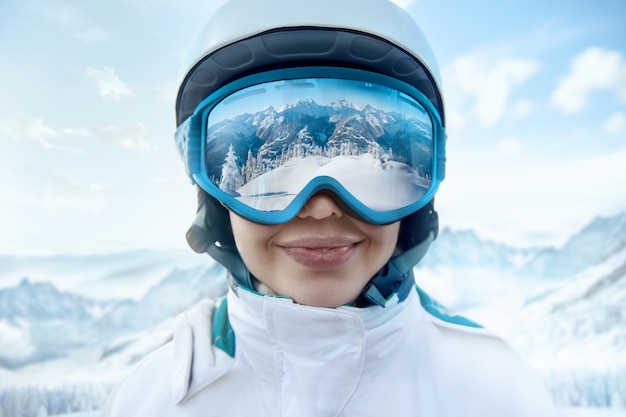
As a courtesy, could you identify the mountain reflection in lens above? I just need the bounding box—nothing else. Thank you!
[205,78,434,213]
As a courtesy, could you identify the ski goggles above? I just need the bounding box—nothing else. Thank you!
[175,67,446,225]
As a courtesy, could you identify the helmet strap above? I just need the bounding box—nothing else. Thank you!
[356,229,435,307]
[186,190,254,288]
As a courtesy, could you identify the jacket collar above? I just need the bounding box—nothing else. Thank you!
[226,285,415,416]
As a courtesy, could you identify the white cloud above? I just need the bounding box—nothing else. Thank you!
[510,99,534,119]
[41,172,108,213]
[0,112,58,146]
[64,122,153,152]
[551,47,626,114]
[496,138,524,155]
[445,106,467,130]
[3,172,108,214]
[0,113,80,152]
[445,53,540,127]
[85,66,134,101]
[93,123,152,152]
[438,147,626,247]
[604,112,626,134]
[41,187,107,213]
[0,112,152,152]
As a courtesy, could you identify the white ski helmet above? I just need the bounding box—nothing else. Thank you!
[175,0,445,306]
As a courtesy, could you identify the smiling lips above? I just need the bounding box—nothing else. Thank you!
[278,238,359,269]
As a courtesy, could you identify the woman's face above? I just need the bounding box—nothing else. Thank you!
[229,193,400,308]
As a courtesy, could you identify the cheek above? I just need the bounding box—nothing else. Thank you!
[353,220,400,278]
[229,213,277,274]
[365,221,401,254]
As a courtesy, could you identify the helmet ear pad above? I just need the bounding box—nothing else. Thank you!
[397,200,438,255]
[186,187,236,254]
[187,187,258,286]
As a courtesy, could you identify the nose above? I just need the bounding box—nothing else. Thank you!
[297,193,344,220]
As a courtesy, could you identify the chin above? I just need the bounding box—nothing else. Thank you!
[291,288,358,308]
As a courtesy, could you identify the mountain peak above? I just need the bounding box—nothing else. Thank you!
[522,210,626,279]
[15,277,57,294]
[331,99,361,111]
[0,278,96,322]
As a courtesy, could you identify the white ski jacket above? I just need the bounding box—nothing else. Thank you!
[102,285,558,417]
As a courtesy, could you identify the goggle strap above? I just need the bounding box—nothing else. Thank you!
[188,114,205,179]
[437,127,447,181]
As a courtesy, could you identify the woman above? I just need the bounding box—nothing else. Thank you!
[102,0,558,415]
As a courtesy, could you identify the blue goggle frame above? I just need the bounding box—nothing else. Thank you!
[175,67,446,225]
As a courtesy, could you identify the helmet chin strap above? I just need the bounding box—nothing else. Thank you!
[356,230,435,307]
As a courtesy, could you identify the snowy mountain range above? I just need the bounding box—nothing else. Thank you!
[206,98,432,182]
[520,213,626,279]
[0,260,227,369]
[416,212,626,408]
[420,211,626,277]
[0,210,625,411]
[0,248,207,300]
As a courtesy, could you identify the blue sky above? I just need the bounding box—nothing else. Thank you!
[0,0,625,255]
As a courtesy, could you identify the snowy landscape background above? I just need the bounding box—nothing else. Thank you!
[1,209,625,416]
[1,0,624,416]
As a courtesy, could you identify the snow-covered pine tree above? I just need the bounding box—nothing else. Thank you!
[243,149,256,183]
[255,150,265,177]
[219,144,244,194]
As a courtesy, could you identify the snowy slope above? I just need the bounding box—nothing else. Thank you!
[0,256,228,417]
[414,212,626,409]
[506,245,626,408]
[506,243,626,369]
[0,258,227,370]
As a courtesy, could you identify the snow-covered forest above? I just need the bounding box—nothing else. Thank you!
[0,382,112,417]
[206,97,433,192]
